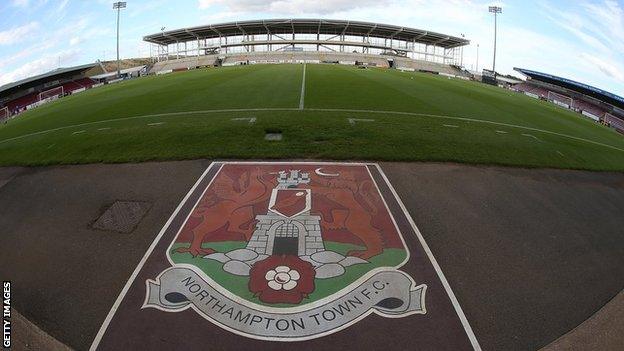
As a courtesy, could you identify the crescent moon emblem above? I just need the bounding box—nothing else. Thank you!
[315,168,340,177]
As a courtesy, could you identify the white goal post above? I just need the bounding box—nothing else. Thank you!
[547,91,573,108]
[38,86,64,103]
[0,107,9,122]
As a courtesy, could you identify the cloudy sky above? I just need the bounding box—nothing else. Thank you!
[0,0,623,96]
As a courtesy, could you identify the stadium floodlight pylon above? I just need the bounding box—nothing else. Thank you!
[38,86,64,103]
[547,91,573,108]
[488,6,502,74]
[0,107,9,122]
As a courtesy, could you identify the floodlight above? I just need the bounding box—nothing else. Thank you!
[488,6,503,74]
[113,2,127,77]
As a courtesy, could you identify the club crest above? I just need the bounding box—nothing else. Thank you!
[144,163,427,341]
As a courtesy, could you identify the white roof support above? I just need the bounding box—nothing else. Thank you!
[432,36,450,46]
[390,27,404,39]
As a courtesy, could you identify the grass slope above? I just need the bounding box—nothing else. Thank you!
[0,64,623,170]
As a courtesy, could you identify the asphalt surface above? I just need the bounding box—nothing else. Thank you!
[0,160,212,350]
[1,160,623,350]
[94,163,475,350]
[381,162,624,350]
[541,289,624,350]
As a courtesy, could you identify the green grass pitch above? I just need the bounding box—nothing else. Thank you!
[1,63,623,170]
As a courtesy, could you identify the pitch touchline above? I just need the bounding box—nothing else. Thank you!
[299,63,306,110]
[0,107,622,153]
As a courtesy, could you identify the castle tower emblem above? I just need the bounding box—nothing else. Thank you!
[246,170,324,257]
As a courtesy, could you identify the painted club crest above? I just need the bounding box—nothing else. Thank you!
[144,163,426,341]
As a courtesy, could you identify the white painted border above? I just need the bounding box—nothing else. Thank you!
[374,163,482,351]
[88,163,218,351]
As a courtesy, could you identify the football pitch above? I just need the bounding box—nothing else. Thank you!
[1,63,623,170]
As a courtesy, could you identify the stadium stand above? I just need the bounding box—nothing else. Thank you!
[573,100,606,120]
[513,82,549,99]
[6,93,39,114]
[0,64,103,117]
[91,66,146,83]
[605,113,624,134]
[74,77,96,89]
[144,19,470,77]
[513,68,624,133]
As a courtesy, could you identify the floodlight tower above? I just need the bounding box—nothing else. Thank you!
[488,6,502,75]
[113,1,127,78]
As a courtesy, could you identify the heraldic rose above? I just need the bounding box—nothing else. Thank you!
[249,255,315,304]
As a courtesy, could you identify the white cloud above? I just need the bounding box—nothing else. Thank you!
[0,22,40,45]
[540,1,624,87]
[57,0,69,12]
[580,53,624,81]
[198,0,393,15]
[11,0,29,7]
[0,49,82,86]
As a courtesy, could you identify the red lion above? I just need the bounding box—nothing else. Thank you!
[175,167,273,256]
[311,169,384,260]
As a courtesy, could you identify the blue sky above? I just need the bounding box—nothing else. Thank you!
[1,0,623,96]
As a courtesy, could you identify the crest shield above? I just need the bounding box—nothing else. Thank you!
[144,163,427,341]
[269,188,311,218]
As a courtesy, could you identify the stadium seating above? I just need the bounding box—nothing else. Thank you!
[513,83,610,119]
[147,51,476,75]
[7,93,39,113]
[4,77,98,115]
[573,99,606,117]
[149,55,219,73]
[513,83,549,98]
[62,81,83,93]
[74,77,96,88]
[605,114,624,133]
[61,78,96,94]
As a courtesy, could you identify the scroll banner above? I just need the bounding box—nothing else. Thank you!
[144,267,426,340]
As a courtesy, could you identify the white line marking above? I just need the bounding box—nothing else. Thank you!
[1,107,623,153]
[375,164,482,350]
[522,133,541,141]
[72,130,85,135]
[309,108,624,152]
[443,124,459,128]
[348,118,375,125]
[97,127,111,131]
[496,130,507,134]
[231,117,256,123]
[88,163,218,351]
[299,63,306,110]
[147,122,165,126]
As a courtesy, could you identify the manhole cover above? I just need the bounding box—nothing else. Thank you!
[92,201,151,233]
